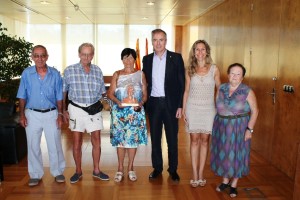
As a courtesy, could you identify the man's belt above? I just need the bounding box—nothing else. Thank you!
[29,107,56,113]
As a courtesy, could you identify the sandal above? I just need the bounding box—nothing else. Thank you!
[190,180,199,187]
[229,186,238,198]
[128,171,137,181]
[198,179,206,187]
[216,182,230,192]
[114,171,123,182]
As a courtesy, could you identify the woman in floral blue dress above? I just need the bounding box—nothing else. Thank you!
[107,48,148,182]
[210,63,259,198]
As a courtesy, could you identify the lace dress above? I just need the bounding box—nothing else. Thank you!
[110,70,148,148]
[185,65,217,134]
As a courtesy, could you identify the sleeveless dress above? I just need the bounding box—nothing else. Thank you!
[110,70,148,148]
[210,83,251,178]
[185,65,216,134]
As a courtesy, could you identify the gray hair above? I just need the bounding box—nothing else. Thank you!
[78,43,95,54]
[31,45,48,55]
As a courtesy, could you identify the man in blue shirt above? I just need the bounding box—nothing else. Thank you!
[17,45,66,187]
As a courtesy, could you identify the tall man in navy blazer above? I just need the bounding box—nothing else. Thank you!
[142,29,185,181]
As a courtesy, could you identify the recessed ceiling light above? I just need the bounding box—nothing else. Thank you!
[65,17,71,20]
[40,1,50,5]
[146,1,155,6]
[142,17,148,20]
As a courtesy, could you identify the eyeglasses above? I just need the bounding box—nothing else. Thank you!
[32,54,47,59]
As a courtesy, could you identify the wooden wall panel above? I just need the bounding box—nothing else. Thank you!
[181,26,189,66]
[175,26,183,53]
[240,0,252,79]
[249,0,282,159]
[198,14,211,46]
[219,0,246,74]
[294,143,300,199]
[182,19,200,66]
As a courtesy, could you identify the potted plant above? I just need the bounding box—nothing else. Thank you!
[0,22,33,102]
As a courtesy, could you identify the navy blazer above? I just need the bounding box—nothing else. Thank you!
[142,50,185,114]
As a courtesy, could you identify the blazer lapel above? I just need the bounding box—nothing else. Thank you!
[165,51,171,83]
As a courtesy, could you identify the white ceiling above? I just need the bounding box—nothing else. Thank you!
[0,0,224,25]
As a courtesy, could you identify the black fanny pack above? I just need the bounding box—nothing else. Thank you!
[70,101,103,115]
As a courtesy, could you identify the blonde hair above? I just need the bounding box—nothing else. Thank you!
[187,40,213,76]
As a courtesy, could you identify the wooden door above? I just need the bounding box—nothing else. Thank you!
[276,0,300,179]
[248,0,282,159]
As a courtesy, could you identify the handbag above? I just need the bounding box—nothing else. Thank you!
[70,101,103,115]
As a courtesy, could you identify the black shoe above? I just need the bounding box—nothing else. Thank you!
[149,170,162,179]
[216,182,230,192]
[229,186,238,198]
[169,171,180,181]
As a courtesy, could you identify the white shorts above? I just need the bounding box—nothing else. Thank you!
[68,103,104,133]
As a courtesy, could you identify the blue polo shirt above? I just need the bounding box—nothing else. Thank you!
[17,65,63,109]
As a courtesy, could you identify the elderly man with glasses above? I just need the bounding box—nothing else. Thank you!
[17,45,66,187]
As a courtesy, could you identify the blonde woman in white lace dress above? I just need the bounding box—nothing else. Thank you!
[182,40,221,187]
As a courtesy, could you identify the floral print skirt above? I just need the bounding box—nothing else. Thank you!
[110,104,148,148]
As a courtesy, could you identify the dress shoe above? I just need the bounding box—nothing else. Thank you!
[169,171,180,181]
[149,170,162,179]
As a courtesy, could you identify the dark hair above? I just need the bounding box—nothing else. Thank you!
[227,63,246,77]
[151,29,167,39]
[31,45,48,55]
[121,48,137,60]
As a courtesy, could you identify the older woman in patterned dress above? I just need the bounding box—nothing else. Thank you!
[210,63,259,198]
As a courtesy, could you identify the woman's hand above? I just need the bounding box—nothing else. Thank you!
[139,100,144,108]
[117,101,124,108]
[182,112,188,124]
[244,130,252,141]
[134,106,141,112]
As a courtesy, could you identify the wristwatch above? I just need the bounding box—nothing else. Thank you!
[246,127,254,133]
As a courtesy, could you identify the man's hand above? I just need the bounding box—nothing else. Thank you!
[57,115,63,128]
[63,110,70,124]
[176,108,182,118]
[19,114,27,128]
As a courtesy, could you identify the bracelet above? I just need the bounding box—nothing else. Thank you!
[58,112,64,116]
